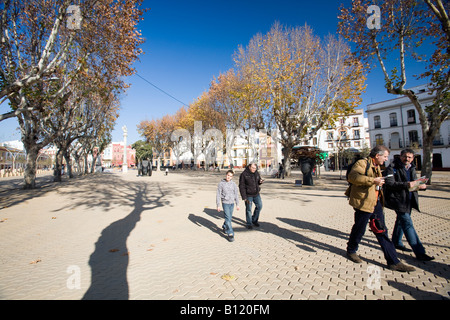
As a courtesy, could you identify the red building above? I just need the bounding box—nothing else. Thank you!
[111,142,136,168]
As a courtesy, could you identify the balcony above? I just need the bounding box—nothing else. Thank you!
[405,139,422,148]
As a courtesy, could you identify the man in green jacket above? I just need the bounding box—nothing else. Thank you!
[345,145,415,272]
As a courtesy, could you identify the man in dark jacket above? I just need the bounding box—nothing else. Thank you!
[239,163,264,229]
[384,149,434,261]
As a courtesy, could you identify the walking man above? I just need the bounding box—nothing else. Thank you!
[345,145,415,272]
[239,163,264,229]
[384,149,434,261]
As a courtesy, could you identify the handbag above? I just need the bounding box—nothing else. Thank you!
[369,214,385,234]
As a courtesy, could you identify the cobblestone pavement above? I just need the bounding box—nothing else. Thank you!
[0,169,448,302]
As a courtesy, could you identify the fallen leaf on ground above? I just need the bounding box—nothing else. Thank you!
[30,259,41,264]
[221,273,236,281]
[109,249,119,252]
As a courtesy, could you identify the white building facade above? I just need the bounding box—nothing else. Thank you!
[300,108,370,170]
[366,85,450,169]
[312,108,370,153]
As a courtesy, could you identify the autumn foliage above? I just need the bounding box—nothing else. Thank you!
[0,0,145,188]
[338,0,449,181]
[139,23,366,175]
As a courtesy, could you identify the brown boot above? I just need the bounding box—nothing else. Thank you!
[346,252,362,263]
[389,262,415,272]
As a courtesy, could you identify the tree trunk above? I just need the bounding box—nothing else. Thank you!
[90,153,98,174]
[23,145,39,189]
[84,156,89,175]
[282,145,292,177]
[64,152,73,178]
[421,135,434,184]
[54,150,64,182]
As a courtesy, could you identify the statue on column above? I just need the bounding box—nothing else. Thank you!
[122,125,128,173]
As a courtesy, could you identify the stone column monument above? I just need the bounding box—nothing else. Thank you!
[122,125,128,173]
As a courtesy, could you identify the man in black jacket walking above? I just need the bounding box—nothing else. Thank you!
[239,163,264,229]
[384,149,434,261]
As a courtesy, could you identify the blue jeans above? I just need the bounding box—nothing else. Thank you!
[245,195,262,227]
[392,211,425,255]
[347,200,400,265]
[222,203,234,236]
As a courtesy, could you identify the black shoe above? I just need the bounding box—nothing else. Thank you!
[227,234,235,242]
[395,245,413,252]
[416,253,435,261]
[253,222,260,227]
[246,225,253,230]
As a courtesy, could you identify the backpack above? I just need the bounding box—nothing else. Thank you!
[345,158,370,199]
[346,157,370,183]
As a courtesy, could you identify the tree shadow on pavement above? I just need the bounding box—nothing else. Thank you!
[50,174,173,300]
[274,217,388,267]
[387,280,449,300]
[0,174,71,210]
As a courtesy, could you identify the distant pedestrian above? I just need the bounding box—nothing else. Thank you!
[216,170,240,242]
[278,162,284,179]
[345,145,415,272]
[239,163,264,229]
[165,168,168,176]
[137,161,142,176]
[384,149,434,261]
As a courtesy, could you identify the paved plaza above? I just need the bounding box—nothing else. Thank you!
[0,168,449,302]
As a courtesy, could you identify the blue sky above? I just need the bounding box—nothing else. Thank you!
[0,0,428,145]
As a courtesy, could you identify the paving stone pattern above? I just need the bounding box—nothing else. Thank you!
[0,169,449,300]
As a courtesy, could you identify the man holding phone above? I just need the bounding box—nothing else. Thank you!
[345,145,415,272]
[239,163,264,229]
[384,149,434,261]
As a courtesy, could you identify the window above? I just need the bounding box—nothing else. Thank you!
[328,143,333,148]
[407,110,416,124]
[353,129,360,140]
[374,116,381,129]
[340,131,347,140]
[390,132,401,148]
[327,132,333,141]
[375,134,384,145]
[408,130,419,146]
[389,113,398,127]
[353,117,359,127]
